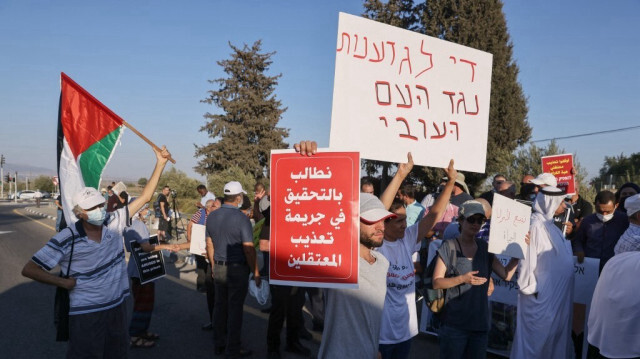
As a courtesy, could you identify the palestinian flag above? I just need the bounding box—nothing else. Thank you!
[57,72,124,224]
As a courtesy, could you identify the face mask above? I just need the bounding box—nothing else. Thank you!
[87,207,106,225]
[596,213,614,223]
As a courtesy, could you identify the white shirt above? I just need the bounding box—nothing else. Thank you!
[200,191,216,207]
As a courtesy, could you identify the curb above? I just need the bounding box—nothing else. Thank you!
[24,208,56,221]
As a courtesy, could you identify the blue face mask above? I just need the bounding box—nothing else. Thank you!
[86,207,106,225]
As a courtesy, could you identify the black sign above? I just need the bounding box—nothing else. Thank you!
[130,234,166,284]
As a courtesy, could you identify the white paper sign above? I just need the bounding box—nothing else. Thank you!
[330,13,493,173]
[189,223,207,256]
[488,194,531,259]
[573,257,599,305]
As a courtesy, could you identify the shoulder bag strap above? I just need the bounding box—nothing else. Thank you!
[64,227,76,278]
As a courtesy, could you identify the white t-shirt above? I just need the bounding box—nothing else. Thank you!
[200,191,216,207]
[376,223,421,344]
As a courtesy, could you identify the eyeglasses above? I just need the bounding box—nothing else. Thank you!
[465,217,485,225]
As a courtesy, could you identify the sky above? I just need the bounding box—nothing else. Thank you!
[0,0,638,184]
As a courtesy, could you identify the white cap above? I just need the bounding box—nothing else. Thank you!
[223,181,247,196]
[360,193,396,224]
[625,194,640,217]
[73,187,106,210]
[530,173,558,187]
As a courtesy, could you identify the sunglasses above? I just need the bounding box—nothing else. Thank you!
[465,217,485,225]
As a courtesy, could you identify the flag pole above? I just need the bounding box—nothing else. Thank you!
[121,120,176,164]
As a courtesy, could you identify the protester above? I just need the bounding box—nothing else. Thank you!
[615,182,640,214]
[447,173,473,207]
[124,203,177,348]
[432,200,521,359]
[479,174,506,204]
[156,186,171,243]
[361,178,375,194]
[573,190,629,271]
[107,181,126,212]
[516,174,537,205]
[613,194,640,254]
[195,184,216,209]
[421,178,447,209]
[496,180,516,199]
[566,183,593,232]
[511,186,574,359]
[587,251,640,358]
[55,193,66,232]
[399,184,426,226]
[206,181,261,358]
[21,145,171,358]
[376,153,457,359]
[179,199,220,330]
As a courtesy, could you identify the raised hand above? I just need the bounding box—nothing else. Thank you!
[293,141,317,156]
[397,152,414,178]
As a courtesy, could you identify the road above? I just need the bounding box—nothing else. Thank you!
[0,202,442,358]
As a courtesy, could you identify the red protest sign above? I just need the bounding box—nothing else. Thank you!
[541,154,575,195]
[269,150,360,288]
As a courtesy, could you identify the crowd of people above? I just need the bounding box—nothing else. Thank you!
[19,140,640,359]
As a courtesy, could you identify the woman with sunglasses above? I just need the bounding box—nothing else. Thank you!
[432,200,521,359]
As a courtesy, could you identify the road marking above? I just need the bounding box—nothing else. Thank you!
[13,209,56,232]
[0,231,14,235]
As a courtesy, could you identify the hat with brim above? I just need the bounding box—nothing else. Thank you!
[360,193,396,224]
[530,173,558,187]
[443,173,470,194]
[73,187,106,210]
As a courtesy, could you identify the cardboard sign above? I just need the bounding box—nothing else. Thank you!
[130,234,166,285]
[189,223,207,256]
[270,150,359,288]
[488,194,531,259]
[541,154,575,195]
[329,12,493,173]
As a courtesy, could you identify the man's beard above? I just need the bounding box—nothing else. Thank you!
[360,232,383,249]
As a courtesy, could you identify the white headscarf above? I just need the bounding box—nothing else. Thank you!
[531,187,566,252]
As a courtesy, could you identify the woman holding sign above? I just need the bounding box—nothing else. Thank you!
[124,204,177,348]
[432,200,522,359]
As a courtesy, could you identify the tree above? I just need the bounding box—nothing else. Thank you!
[207,166,259,203]
[33,175,55,193]
[597,152,640,190]
[137,177,147,187]
[195,40,289,179]
[363,0,530,193]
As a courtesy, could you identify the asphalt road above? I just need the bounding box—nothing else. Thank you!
[0,203,442,358]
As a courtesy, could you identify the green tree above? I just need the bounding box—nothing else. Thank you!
[363,0,531,193]
[207,166,259,203]
[155,167,201,214]
[33,175,55,193]
[137,177,147,187]
[597,152,640,190]
[195,40,289,179]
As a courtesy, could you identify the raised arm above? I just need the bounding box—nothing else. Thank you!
[417,160,457,241]
[380,152,413,210]
[129,146,171,217]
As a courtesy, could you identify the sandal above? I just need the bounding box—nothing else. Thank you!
[130,336,155,349]
[140,331,160,340]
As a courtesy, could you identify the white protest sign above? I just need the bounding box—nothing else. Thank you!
[488,194,531,259]
[189,223,207,256]
[573,257,599,304]
[329,12,493,173]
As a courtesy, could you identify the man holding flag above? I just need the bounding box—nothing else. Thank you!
[20,72,175,358]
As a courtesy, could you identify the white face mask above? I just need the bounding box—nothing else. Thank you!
[596,213,614,223]
[86,207,106,225]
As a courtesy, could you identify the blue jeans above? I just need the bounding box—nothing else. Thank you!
[438,325,487,359]
[379,338,412,359]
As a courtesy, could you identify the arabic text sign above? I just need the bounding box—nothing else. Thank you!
[270,150,359,288]
[488,194,531,259]
[329,12,493,173]
[541,154,575,195]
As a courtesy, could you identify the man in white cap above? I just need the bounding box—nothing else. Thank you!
[511,186,575,359]
[205,180,260,358]
[21,145,172,358]
[613,193,640,254]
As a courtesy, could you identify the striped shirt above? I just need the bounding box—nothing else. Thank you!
[32,208,130,315]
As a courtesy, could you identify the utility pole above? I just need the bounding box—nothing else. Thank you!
[14,171,18,203]
[0,154,4,199]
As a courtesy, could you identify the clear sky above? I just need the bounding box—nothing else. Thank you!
[1,0,638,184]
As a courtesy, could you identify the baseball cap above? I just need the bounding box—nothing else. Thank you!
[223,181,247,195]
[625,194,640,216]
[530,173,558,187]
[360,193,396,224]
[459,200,486,218]
[73,187,106,210]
